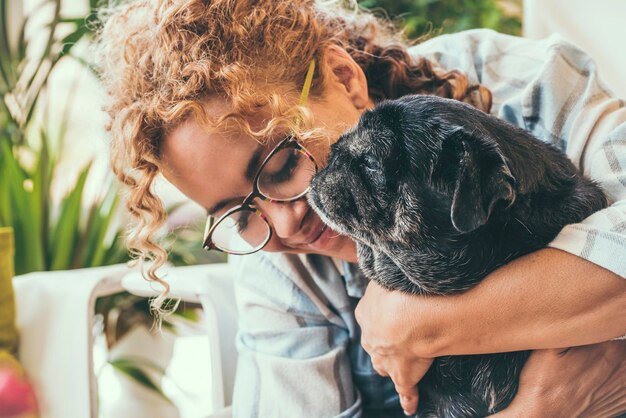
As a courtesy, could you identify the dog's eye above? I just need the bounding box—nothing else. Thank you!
[363,155,380,172]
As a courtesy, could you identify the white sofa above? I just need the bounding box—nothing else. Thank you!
[13,263,238,418]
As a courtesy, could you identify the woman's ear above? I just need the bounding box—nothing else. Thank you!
[320,45,370,110]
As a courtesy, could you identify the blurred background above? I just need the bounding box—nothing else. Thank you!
[362,0,521,37]
[1,1,524,417]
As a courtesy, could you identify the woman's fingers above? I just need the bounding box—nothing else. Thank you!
[392,357,433,415]
[357,281,440,415]
[368,352,434,416]
[395,384,419,416]
[369,357,388,377]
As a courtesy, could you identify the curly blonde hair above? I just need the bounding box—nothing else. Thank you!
[94,0,492,308]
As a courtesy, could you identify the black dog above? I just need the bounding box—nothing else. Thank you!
[308,95,607,417]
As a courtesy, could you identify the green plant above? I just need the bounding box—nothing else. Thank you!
[0,0,125,275]
[0,134,129,275]
[1,1,222,411]
[0,0,100,144]
[359,0,522,38]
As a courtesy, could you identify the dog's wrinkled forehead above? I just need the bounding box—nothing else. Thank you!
[343,113,393,148]
[348,106,403,155]
[349,97,443,167]
[343,126,374,154]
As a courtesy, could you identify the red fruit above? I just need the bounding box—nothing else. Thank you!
[0,367,37,417]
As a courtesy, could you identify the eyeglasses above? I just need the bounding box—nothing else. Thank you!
[202,60,318,255]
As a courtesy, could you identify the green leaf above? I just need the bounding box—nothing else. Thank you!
[59,22,90,57]
[0,139,45,274]
[0,137,12,227]
[59,17,86,25]
[0,0,16,88]
[78,176,121,268]
[48,162,92,270]
[102,238,130,265]
[36,129,54,264]
[16,18,26,63]
[111,356,168,376]
[30,130,53,256]
[109,359,172,403]
[22,0,60,93]
[76,201,101,268]
[90,187,121,267]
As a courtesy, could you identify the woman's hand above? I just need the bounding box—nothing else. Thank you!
[366,346,432,416]
[490,342,626,418]
[356,281,441,415]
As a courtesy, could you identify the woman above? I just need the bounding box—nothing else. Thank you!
[95,0,626,416]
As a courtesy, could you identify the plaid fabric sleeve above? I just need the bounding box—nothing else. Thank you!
[229,253,363,418]
[528,43,626,278]
[414,29,626,278]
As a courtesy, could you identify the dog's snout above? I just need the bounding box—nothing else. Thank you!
[309,164,358,222]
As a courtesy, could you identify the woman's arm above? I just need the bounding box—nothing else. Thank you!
[438,248,625,355]
[356,249,626,415]
[356,248,626,359]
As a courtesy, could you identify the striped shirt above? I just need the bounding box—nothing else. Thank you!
[230,29,626,418]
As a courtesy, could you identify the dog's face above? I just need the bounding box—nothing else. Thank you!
[308,95,516,248]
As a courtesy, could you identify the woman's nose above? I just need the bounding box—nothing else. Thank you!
[255,198,307,239]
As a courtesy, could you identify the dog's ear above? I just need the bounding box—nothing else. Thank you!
[442,127,516,233]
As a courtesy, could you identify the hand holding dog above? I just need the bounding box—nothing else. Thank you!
[357,253,626,417]
[368,350,432,417]
[358,280,626,417]
[356,281,440,416]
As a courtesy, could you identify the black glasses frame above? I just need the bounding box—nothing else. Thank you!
[202,136,318,254]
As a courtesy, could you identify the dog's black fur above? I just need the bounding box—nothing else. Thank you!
[308,95,608,418]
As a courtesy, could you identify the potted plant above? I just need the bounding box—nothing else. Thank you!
[1,1,223,415]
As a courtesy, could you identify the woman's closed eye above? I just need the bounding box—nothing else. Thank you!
[263,150,300,184]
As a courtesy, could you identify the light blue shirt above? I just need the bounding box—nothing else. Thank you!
[230,29,626,418]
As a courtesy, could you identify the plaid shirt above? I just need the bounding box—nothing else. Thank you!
[230,29,626,418]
